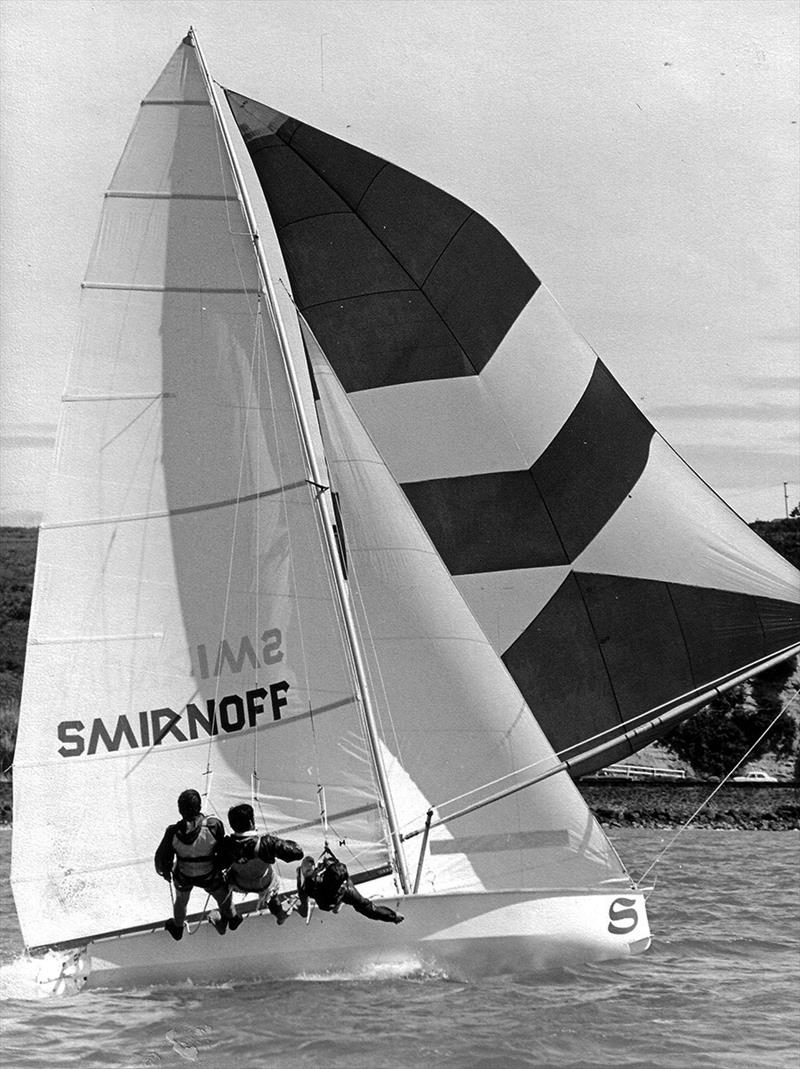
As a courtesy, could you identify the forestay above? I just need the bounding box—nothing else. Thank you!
[227,91,800,774]
[308,325,628,895]
[11,40,389,951]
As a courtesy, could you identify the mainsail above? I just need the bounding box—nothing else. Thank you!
[308,324,628,895]
[11,41,390,950]
[226,92,800,773]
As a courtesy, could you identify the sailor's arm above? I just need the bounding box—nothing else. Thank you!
[154,824,176,880]
[261,834,304,863]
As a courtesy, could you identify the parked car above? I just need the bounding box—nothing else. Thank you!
[732,769,778,783]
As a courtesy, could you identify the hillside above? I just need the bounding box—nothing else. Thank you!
[0,527,38,704]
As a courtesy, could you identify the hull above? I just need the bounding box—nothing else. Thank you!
[34,889,650,992]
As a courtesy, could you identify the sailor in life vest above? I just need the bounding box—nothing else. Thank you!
[296,846,404,924]
[217,804,304,925]
[154,788,238,940]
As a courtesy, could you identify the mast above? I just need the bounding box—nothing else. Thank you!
[189,28,411,893]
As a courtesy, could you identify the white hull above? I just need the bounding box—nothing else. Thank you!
[35,889,650,992]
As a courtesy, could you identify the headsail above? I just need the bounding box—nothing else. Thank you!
[226,91,800,773]
[11,40,389,951]
[307,323,629,894]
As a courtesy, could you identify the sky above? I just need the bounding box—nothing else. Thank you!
[1,0,798,525]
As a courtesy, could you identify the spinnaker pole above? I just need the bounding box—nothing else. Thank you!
[189,28,411,893]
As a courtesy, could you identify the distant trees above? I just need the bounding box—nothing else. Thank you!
[662,520,799,779]
[663,659,798,779]
[750,517,799,569]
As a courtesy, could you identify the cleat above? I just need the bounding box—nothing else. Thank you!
[275,908,290,926]
[164,919,183,941]
[227,915,243,932]
[393,915,405,924]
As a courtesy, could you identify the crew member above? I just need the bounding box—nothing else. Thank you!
[218,803,304,926]
[296,847,404,924]
[154,788,237,940]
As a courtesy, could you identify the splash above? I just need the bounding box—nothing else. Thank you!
[297,956,451,982]
[0,948,89,999]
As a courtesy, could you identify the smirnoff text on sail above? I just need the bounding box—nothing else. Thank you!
[56,630,289,758]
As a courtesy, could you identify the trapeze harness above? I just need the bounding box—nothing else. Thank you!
[172,818,219,881]
[224,832,278,896]
[300,851,349,911]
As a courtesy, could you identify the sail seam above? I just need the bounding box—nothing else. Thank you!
[40,482,307,529]
[353,162,389,212]
[140,98,210,106]
[664,581,695,686]
[29,632,163,646]
[277,209,359,230]
[570,570,627,743]
[81,283,258,293]
[299,287,420,313]
[62,392,175,402]
[418,210,474,289]
[277,803,381,834]
[11,696,360,772]
[105,191,238,201]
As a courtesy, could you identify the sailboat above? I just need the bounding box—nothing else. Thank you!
[10,33,798,994]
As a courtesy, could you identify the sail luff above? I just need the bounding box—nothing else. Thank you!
[190,30,410,892]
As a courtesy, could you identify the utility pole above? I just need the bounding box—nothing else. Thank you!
[784,482,789,519]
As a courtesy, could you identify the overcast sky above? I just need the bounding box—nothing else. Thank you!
[1,0,798,524]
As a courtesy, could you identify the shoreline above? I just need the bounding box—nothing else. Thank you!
[1,780,798,830]
[579,780,799,830]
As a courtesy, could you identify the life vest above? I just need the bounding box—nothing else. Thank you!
[172,817,219,879]
[226,832,277,895]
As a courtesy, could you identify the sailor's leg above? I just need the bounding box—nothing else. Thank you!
[172,885,191,926]
[295,856,315,918]
[209,880,237,921]
[266,894,291,925]
[340,882,403,924]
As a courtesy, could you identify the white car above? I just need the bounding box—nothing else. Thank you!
[732,769,778,782]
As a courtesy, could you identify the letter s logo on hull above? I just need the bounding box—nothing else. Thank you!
[608,897,638,935]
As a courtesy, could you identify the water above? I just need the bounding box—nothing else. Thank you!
[1,828,798,1068]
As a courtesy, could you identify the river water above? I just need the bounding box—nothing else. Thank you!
[1,828,798,1068]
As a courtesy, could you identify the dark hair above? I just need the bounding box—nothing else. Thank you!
[228,803,255,833]
[177,789,202,819]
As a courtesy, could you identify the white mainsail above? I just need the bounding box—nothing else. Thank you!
[307,324,629,895]
[11,41,389,951]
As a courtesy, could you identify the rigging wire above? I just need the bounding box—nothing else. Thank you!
[636,685,800,886]
[307,701,329,847]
